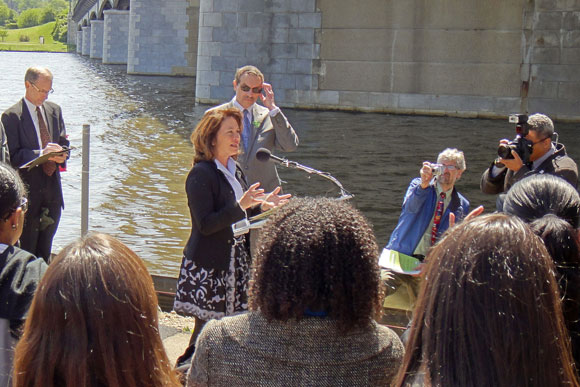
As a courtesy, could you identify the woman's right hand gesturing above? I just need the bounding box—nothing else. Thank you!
[239,183,265,210]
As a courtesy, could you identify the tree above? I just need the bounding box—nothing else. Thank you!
[39,7,54,23]
[0,1,11,25]
[51,7,66,42]
[16,0,42,12]
[0,28,7,41]
[47,0,67,13]
[17,7,40,28]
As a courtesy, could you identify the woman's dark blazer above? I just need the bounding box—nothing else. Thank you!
[183,160,249,272]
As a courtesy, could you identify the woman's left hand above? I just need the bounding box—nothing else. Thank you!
[260,186,291,211]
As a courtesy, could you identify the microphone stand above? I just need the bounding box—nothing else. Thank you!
[277,159,354,201]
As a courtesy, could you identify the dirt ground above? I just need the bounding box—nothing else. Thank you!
[159,310,196,332]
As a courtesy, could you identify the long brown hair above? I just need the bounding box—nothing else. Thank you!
[12,233,180,387]
[191,108,242,165]
[394,213,578,386]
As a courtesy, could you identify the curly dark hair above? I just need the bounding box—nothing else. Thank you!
[249,197,383,333]
[0,162,27,220]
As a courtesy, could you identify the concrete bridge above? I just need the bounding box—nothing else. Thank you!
[69,0,580,120]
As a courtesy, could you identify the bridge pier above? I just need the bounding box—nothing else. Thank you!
[127,0,198,76]
[81,26,91,56]
[90,20,104,59]
[103,10,130,64]
[76,30,82,53]
[195,0,321,105]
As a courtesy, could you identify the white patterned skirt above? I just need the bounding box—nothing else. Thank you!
[173,235,251,321]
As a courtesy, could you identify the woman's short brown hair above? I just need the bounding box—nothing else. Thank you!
[191,108,242,165]
[13,233,180,387]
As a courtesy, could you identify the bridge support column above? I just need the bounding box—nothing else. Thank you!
[103,10,130,64]
[81,25,91,56]
[195,0,321,105]
[90,20,104,59]
[127,0,198,75]
[76,30,82,53]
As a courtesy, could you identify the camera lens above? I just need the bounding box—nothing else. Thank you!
[497,144,514,159]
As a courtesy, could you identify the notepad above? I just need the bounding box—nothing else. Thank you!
[378,248,422,275]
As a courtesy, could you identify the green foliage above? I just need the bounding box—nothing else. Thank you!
[5,21,17,28]
[50,7,65,42]
[0,28,7,41]
[18,33,28,41]
[47,0,67,13]
[0,21,67,51]
[39,7,54,23]
[15,0,42,12]
[0,0,11,25]
[17,7,40,27]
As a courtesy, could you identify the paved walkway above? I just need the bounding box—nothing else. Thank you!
[159,324,190,365]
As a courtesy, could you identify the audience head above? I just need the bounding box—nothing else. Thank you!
[503,174,580,358]
[13,233,180,387]
[0,163,28,246]
[394,213,577,386]
[525,113,555,161]
[503,174,580,229]
[437,147,466,171]
[233,65,264,109]
[191,108,242,165]
[24,66,54,106]
[250,197,383,333]
[527,113,555,140]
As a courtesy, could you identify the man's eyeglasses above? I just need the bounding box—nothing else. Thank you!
[30,82,54,95]
[240,85,263,94]
[532,137,550,146]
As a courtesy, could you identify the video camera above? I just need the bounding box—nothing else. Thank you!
[497,114,533,164]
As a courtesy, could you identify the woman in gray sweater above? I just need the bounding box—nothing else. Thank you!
[187,197,404,387]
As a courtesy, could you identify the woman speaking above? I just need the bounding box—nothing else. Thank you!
[173,108,289,369]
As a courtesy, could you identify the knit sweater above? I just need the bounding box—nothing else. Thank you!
[187,311,404,386]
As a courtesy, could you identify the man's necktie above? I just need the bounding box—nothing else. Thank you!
[431,192,446,245]
[36,107,56,176]
[242,109,251,152]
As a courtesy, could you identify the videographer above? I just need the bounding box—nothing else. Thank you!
[381,148,471,309]
[481,113,578,198]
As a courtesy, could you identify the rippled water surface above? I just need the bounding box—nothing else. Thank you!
[1,52,579,276]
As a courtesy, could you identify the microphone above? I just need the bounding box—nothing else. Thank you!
[256,148,288,164]
[255,148,354,200]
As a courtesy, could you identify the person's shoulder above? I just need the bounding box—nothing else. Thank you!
[189,161,216,178]
[371,322,405,358]
[3,246,47,276]
[2,99,24,116]
[455,188,469,201]
[43,100,62,111]
[206,101,232,114]
[199,313,252,343]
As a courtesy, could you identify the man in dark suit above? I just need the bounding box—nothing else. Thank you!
[0,121,8,163]
[1,66,69,261]
[208,65,298,192]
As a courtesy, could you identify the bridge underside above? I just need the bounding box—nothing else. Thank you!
[69,0,580,120]
[70,0,198,76]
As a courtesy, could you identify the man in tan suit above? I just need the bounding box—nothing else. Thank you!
[208,65,299,192]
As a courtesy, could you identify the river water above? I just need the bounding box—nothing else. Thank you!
[1,52,579,276]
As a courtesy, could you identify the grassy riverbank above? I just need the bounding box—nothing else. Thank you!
[0,22,67,52]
